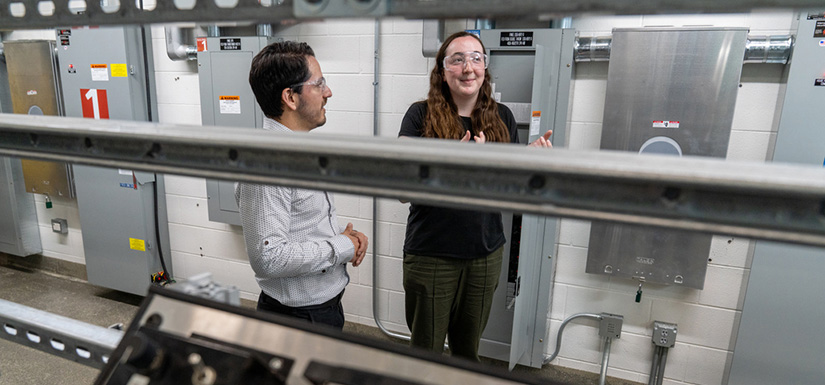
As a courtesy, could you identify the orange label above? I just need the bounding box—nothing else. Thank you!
[90,64,107,69]
[220,95,240,100]
[532,111,541,117]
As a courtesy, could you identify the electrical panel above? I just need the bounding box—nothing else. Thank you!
[729,11,825,385]
[55,26,172,295]
[197,35,275,225]
[586,28,748,290]
[3,40,74,199]
[478,28,574,369]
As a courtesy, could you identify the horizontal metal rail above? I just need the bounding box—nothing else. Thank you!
[0,299,123,368]
[0,0,819,29]
[2,113,825,246]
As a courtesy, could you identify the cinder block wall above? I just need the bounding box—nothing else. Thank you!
[16,10,797,384]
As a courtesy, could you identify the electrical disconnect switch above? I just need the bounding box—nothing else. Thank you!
[652,321,677,348]
[598,313,624,339]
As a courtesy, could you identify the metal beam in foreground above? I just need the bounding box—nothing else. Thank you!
[0,0,817,29]
[1,113,824,247]
[0,298,123,369]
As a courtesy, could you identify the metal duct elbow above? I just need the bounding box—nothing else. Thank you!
[744,35,793,64]
[165,26,197,61]
[574,36,611,62]
[421,19,444,58]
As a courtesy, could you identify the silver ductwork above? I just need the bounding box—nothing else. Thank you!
[164,26,197,61]
[574,34,794,64]
[574,36,611,62]
[744,35,794,64]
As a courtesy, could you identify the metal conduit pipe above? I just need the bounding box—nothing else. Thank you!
[206,25,221,37]
[574,34,794,63]
[257,23,273,37]
[599,337,613,385]
[371,20,414,343]
[164,26,197,61]
[542,312,603,365]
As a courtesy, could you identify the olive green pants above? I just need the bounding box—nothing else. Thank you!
[403,247,503,361]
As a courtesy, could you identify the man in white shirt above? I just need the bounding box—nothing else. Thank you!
[236,41,368,329]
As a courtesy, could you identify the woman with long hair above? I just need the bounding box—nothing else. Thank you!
[398,31,552,361]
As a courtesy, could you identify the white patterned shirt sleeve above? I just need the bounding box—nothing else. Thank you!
[234,118,355,306]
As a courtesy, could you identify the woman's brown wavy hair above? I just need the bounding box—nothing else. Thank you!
[422,31,510,143]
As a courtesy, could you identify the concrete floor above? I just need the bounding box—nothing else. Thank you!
[0,255,643,385]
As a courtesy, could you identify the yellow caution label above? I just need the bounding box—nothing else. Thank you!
[220,95,240,100]
[111,63,128,77]
[90,64,107,69]
[129,238,146,251]
[532,110,541,117]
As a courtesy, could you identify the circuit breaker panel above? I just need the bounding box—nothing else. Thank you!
[55,26,172,295]
[729,11,825,384]
[198,35,275,225]
[478,28,574,369]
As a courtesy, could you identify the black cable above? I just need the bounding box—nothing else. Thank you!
[152,176,170,280]
[138,0,167,281]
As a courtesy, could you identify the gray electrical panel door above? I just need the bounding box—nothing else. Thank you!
[729,11,825,384]
[0,157,42,257]
[0,44,42,257]
[586,28,747,290]
[56,26,171,295]
[479,28,573,369]
[198,36,272,226]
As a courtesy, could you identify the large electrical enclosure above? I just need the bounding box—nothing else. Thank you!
[586,28,747,289]
[0,41,57,257]
[55,26,172,295]
[198,35,275,225]
[729,11,825,384]
[478,28,574,368]
[4,40,73,198]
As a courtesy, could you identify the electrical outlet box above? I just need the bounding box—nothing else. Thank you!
[653,321,677,348]
[599,313,624,339]
[51,218,68,234]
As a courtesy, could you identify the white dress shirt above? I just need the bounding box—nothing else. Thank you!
[235,118,355,307]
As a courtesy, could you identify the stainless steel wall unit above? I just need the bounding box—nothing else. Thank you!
[729,10,825,384]
[586,28,748,289]
[55,26,172,295]
[198,35,274,226]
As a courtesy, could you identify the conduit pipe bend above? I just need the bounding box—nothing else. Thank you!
[542,312,603,365]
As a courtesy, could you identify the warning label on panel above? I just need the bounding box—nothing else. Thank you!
[220,38,241,51]
[111,63,128,77]
[653,120,680,128]
[500,31,534,47]
[219,95,241,114]
[529,111,541,136]
[129,238,146,251]
[90,64,108,81]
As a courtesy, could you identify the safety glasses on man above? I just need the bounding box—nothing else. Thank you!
[290,76,328,92]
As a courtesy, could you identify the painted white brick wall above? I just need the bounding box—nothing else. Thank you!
[12,11,798,384]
